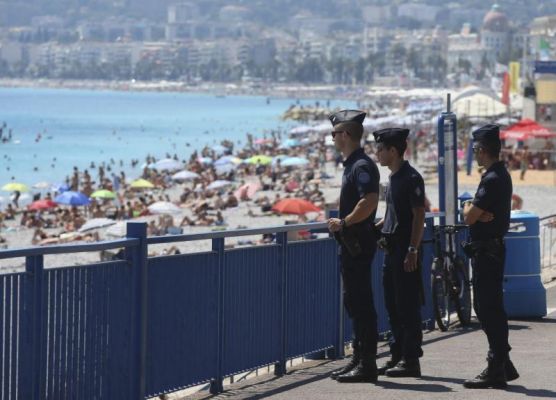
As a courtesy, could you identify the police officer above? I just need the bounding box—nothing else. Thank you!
[462,124,519,389]
[327,110,380,383]
[373,127,425,378]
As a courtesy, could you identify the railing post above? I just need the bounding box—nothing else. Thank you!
[210,237,225,394]
[334,245,345,359]
[22,255,44,400]
[126,222,148,400]
[275,232,288,376]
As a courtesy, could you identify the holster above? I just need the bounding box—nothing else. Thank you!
[461,239,504,263]
[334,226,363,257]
[377,235,394,255]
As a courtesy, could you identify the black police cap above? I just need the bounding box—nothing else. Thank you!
[472,124,501,144]
[372,127,409,144]
[329,109,366,126]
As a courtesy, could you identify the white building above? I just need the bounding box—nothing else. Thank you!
[447,23,487,73]
[480,4,511,64]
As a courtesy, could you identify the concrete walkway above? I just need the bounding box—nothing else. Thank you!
[192,283,556,400]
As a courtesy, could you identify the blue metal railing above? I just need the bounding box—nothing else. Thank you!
[0,217,439,399]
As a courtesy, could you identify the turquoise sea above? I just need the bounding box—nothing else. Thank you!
[0,88,354,186]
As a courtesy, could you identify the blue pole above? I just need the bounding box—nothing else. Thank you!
[23,255,45,400]
[275,231,288,376]
[210,237,225,394]
[126,222,148,400]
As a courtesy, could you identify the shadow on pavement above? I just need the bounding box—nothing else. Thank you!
[376,380,453,393]
[510,317,556,324]
[418,374,467,385]
[507,385,556,398]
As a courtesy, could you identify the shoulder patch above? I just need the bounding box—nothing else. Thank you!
[358,172,371,184]
[415,186,422,197]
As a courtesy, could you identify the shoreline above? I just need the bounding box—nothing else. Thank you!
[0,78,361,100]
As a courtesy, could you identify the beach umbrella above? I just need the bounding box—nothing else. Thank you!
[148,201,182,215]
[254,138,273,145]
[215,164,235,175]
[51,183,70,193]
[285,181,300,192]
[281,157,309,167]
[171,170,200,181]
[130,179,154,189]
[78,218,117,233]
[2,182,29,192]
[246,155,272,165]
[281,138,301,148]
[289,125,313,135]
[90,189,117,199]
[214,156,242,166]
[234,182,261,200]
[150,158,183,171]
[212,144,228,154]
[197,157,213,165]
[106,221,126,237]
[272,198,321,215]
[33,181,51,190]
[272,155,290,166]
[28,199,58,211]
[207,180,233,190]
[54,191,90,206]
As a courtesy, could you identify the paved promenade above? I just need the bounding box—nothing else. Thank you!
[191,283,556,400]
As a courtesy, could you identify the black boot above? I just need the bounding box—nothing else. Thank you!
[330,355,360,380]
[336,359,378,383]
[505,359,519,382]
[487,351,518,382]
[377,356,401,375]
[463,359,507,389]
[385,358,421,378]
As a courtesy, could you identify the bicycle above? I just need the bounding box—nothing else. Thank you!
[429,224,472,331]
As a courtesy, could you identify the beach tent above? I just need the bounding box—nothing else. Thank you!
[500,119,556,141]
[452,93,507,118]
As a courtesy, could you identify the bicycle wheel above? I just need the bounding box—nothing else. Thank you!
[452,257,472,326]
[431,258,451,331]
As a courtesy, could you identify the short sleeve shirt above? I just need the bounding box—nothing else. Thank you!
[470,161,512,241]
[382,161,425,237]
[340,148,380,225]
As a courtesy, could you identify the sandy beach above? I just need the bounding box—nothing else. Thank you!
[2,160,555,277]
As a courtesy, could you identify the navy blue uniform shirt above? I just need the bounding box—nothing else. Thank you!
[340,148,380,225]
[382,161,425,237]
[470,161,512,241]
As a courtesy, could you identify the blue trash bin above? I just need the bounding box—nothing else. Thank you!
[503,211,547,318]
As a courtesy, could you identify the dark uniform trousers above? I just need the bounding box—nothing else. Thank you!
[472,243,511,362]
[382,237,423,361]
[341,243,378,360]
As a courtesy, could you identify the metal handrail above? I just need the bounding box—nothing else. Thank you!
[0,238,140,259]
[146,222,328,245]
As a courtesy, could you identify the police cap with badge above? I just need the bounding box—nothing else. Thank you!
[329,109,366,137]
[372,127,409,145]
[472,124,501,152]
